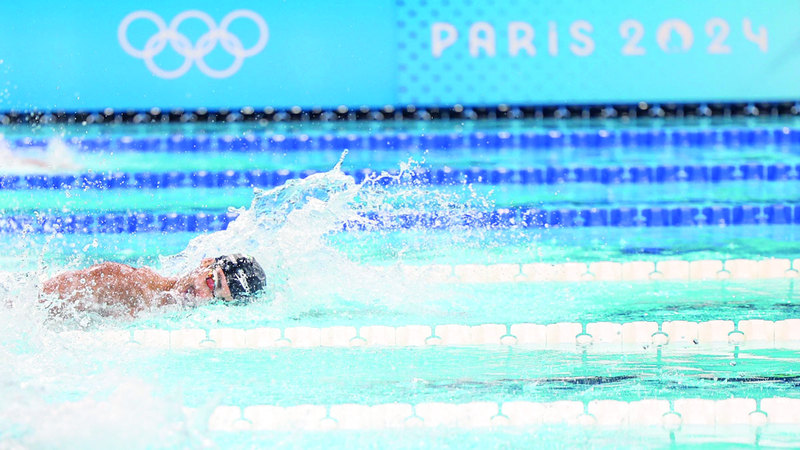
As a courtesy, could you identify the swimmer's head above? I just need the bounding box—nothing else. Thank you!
[211,254,267,302]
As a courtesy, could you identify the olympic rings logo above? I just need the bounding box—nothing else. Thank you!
[118,10,268,79]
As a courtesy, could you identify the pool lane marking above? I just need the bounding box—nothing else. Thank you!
[71,318,800,349]
[1,205,796,232]
[3,163,798,190]
[203,397,789,430]
[396,258,799,282]
[18,125,800,153]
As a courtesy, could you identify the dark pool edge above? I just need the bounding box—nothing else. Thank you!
[2,101,800,125]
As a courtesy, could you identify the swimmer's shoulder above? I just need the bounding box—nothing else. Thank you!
[42,262,132,296]
[86,261,136,276]
[86,262,170,285]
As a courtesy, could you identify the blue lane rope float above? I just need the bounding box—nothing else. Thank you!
[1,162,797,191]
[0,204,797,234]
[10,126,800,153]
[0,212,238,234]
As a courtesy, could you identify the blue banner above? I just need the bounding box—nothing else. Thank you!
[398,0,800,105]
[0,0,798,111]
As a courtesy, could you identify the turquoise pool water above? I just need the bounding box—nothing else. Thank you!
[2,118,800,448]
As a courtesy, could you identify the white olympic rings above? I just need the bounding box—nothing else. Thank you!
[118,10,268,79]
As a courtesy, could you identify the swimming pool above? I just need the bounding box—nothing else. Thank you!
[2,116,800,448]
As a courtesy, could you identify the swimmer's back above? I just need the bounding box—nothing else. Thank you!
[41,262,175,316]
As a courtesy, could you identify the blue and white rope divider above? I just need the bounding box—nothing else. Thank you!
[2,162,798,190]
[0,212,237,234]
[203,397,800,431]
[1,204,798,233]
[65,318,800,349]
[13,126,800,152]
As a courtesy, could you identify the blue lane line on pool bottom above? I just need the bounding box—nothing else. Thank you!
[2,163,798,191]
[1,204,797,234]
[12,126,800,152]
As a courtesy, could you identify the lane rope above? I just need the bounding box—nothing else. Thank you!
[1,203,797,234]
[12,126,800,152]
[203,397,789,430]
[66,318,800,349]
[2,162,798,191]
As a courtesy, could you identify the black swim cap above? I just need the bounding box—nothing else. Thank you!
[213,254,266,301]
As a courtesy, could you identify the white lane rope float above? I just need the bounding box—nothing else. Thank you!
[392,258,800,283]
[203,397,799,431]
[64,318,800,349]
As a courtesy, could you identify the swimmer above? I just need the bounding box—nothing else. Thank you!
[40,254,266,318]
[0,134,81,172]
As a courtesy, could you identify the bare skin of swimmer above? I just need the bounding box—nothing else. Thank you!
[41,258,233,317]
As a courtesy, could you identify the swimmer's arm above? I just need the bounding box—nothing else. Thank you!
[41,262,166,313]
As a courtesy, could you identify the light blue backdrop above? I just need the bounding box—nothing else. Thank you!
[0,0,798,111]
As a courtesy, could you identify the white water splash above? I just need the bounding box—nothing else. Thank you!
[0,153,497,447]
[0,278,213,448]
[162,155,400,317]
[156,154,495,319]
[0,135,82,174]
